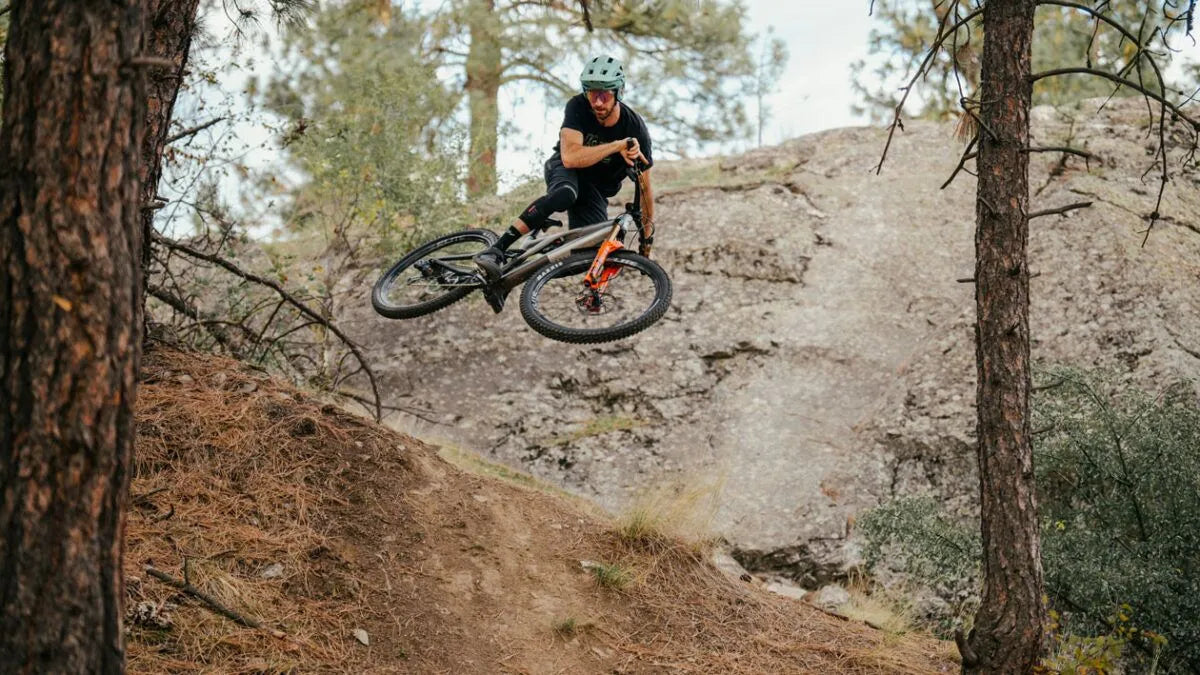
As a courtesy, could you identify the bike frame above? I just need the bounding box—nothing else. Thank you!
[492,161,647,293]
[413,160,647,297]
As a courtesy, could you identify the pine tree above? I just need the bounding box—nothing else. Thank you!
[1,0,147,669]
[854,0,1186,121]
[433,0,785,196]
[265,3,465,246]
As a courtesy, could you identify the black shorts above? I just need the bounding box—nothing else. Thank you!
[544,155,614,229]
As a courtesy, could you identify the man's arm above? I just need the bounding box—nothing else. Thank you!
[638,168,655,257]
[559,128,625,169]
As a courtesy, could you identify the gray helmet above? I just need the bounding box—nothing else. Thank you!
[580,55,625,97]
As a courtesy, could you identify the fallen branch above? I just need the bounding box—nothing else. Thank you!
[145,565,284,637]
[153,232,383,421]
[147,283,249,358]
[1027,201,1093,220]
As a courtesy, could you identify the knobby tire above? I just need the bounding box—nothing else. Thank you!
[371,229,496,319]
[519,250,672,344]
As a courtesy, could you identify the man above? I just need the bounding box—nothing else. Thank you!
[473,55,656,285]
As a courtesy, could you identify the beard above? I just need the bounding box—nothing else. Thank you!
[592,102,616,123]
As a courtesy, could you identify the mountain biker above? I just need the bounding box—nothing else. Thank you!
[473,55,656,285]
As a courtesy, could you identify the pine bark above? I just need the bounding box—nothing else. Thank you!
[0,0,147,671]
[465,0,501,197]
[965,0,1046,672]
[138,0,203,328]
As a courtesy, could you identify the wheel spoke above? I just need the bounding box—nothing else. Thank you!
[533,260,658,332]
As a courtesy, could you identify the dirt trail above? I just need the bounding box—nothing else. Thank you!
[125,349,957,673]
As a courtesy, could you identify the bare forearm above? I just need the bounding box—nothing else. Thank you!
[640,174,655,235]
[562,140,623,169]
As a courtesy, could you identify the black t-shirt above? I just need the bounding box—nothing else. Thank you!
[552,94,653,196]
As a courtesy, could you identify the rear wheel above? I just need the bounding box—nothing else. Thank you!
[371,229,496,319]
[519,250,672,344]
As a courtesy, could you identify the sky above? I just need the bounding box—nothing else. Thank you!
[492,2,876,189]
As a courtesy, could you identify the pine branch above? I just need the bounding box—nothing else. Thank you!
[1027,201,1093,220]
[1023,146,1098,160]
[579,0,592,31]
[941,133,980,190]
[875,4,986,175]
[1029,4,1200,245]
[146,283,250,357]
[152,232,383,421]
[166,117,227,144]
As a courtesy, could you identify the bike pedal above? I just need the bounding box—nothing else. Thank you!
[482,285,509,314]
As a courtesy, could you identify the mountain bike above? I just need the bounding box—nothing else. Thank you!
[371,155,671,344]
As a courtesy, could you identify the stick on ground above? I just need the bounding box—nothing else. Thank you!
[145,565,287,639]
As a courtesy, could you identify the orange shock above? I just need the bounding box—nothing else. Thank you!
[584,239,625,291]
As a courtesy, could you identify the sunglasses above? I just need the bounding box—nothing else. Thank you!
[585,89,615,105]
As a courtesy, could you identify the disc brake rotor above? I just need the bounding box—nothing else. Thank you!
[575,289,618,315]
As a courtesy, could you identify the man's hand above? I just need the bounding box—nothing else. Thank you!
[619,137,647,167]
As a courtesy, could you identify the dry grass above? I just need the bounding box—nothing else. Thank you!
[616,474,725,547]
[839,576,919,638]
[595,537,959,674]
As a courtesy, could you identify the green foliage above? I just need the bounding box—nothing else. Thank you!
[1035,367,1200,671]
[589,562,631,589]
[858,495,980,631]
[553,616,579,637]
[853,1,1189,122]
[433,0,784,157]
[265,3,467,250]
[861,368,1200,670]
[1040,605,1168,674]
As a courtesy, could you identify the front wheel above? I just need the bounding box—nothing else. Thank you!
[520,250,672,344]
[371,229,496,319]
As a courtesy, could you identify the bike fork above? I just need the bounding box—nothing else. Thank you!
[584,226,625,292]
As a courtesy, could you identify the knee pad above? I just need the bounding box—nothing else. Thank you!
[520,185,576,229]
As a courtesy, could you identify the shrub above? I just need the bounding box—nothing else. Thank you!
[861,368,1200,672]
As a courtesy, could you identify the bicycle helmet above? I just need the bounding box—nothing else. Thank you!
[580,55,625,99]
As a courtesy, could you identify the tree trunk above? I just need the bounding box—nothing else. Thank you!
[963,0,1046,672]
[0,0,146,671]
[138,0,203,333]
[465,0,501,197]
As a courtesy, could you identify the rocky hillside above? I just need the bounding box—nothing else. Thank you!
[343,97,1200,585]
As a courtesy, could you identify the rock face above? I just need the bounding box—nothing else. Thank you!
[341,98,1200,586]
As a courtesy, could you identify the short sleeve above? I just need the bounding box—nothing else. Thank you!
[561,96,588,132]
